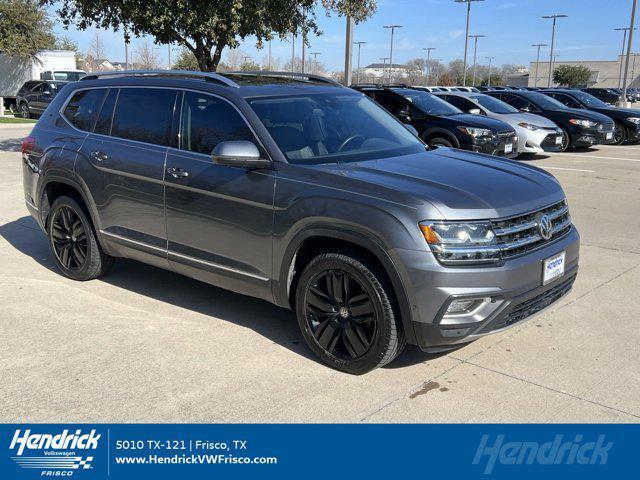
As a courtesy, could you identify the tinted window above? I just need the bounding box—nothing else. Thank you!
[393,89,462,116]
[442,95,475,111]
[94,89,118,135]
[521,91,568,111]
[471,94,518,114]
[500,94,531,111]
[249,93,424,164]
[373,92,407,115]
[549,93,581,108]
[180,92,255,154]
[567,90,609,108]
[63,89,107,131]
[111,88,177,146]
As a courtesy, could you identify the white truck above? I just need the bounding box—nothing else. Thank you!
[0,50,85,113]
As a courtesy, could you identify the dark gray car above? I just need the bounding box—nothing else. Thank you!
[22,70,579,374]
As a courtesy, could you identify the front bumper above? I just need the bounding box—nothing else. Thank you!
[519,128,563,153]
[465,134,518,158]
[626,123,640,141]
[571,126,615,147]
[392,226,580,351]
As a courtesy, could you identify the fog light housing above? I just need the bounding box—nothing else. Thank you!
[446,299,483,314]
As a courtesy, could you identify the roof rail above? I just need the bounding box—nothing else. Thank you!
[79,69,239,88]
[226,71,343,86]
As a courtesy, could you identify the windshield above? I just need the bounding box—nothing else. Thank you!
[393,88,462,116]
[565,90,609,109]
[470,95,518,114]
[525,91,568,111]
[248,93,424,164]
[52,71,85,81]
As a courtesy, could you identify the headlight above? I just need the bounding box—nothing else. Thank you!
[569,118,597,128]
[457,126,493,138]
[518,122,542,131]
[627,117,640,124]
[419,222,500,264]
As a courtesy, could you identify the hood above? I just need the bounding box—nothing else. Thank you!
[590,106,640,120]
[446,113,514,132]
[551,108,613,124]
[490,112,559,129]
[310,148,564,221]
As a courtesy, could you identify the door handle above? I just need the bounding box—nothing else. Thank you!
[90,151,108,162]
[166,167,190,179]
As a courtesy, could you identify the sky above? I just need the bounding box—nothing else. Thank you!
[49,0,638,71]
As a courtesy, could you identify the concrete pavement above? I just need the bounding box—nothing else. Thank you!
[1,124,639,423]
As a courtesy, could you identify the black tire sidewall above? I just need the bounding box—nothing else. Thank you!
[295,253,398,374]
[428,137,453,148]
[47,196,103,281]
[613,122,626,145]
[559,128,571,152]
[20,103,30,119]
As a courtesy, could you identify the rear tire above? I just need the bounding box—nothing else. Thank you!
[558,128,571,152]
[428,137,454,148]
[47,196,113,281]
[295,252,405,374]
[20,102,31,119]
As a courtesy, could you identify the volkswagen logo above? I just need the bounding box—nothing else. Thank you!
[537,214,553,240]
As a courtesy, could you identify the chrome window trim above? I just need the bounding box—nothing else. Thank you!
[57,85,272,163]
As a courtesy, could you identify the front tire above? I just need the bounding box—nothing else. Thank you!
[428,137,453,148]
[295,253,405,374]
[613,122,627,145]
[558,128,571,152]
[47,196,113,281]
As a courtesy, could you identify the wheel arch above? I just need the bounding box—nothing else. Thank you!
[421,127,460,147]
[276,228,418,345]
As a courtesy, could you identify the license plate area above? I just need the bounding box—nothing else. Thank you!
[606,132,613,140]
[543,251,565,285]
[555,135,563,145]
[504,143,513,154]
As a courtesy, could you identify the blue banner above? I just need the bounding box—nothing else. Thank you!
[0,424,634,479]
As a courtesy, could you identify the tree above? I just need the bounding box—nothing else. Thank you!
[173,48,199,70]
[84,31,106,72]
[0,0,55,57]
[553,64,592,87]
[44,0,377,72]
[134,39,162,69]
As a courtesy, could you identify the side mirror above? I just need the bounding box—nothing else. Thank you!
[404,124,419,136]
[212,141,271,169]
[42,90,52,96]
[396,109,412,122]
[519,107,531,113]
[468,108,481,115]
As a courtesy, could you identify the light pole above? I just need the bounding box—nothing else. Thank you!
[455,0,485,86]
[423,47,435,86]
[531,43,547,86]
[383,25,402,84]
[344,16,354,85]
[621,0,638,106]
[301,8,307,74]
[380,57,389,81]
[291,32,296,72]
[542,14,568,87]
[615,27,636,88]
[124,27,130,70]
[485,56,494,87]
[468,34,485,86]
[354,41,367,84]
[310,52,321,74]
[167,44,172,70]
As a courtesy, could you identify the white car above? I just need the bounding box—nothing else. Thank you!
[436,91,563,155]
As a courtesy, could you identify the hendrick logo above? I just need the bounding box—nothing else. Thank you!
[9,429,101,475]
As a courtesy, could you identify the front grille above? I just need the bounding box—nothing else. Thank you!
[505,274,576,326]
[597,122,615,132]
[497,131,515,138]
[541,133,562,148]
[491,200,572,259]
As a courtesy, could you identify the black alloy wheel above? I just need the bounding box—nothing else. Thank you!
[613,122,626,145]
[50,206,88,271]
[20,103,30,119]
[559,128,570,152]
[305,269,377,360]
[47,196,113,281]
[295,253,405,374]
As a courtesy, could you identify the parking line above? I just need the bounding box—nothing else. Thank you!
[537,166,595,173]
[555,154,640,163]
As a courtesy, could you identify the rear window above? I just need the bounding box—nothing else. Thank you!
[63,89,107,131]
[111,88,177,146]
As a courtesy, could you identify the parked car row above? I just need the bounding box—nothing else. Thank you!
[352,83,637,155]
[23,70,581,373]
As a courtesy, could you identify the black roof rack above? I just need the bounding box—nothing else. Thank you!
[79,69,239,88]
[226,71,343,86]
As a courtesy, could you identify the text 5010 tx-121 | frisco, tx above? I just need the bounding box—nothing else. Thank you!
[22,70,579,374]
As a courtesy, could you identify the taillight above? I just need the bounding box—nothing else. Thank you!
[22,136,35,155]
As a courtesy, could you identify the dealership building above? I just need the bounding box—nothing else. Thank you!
[507,55,640,88]
[529,55,640,88]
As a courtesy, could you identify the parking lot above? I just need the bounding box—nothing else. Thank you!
[0,123,638,423]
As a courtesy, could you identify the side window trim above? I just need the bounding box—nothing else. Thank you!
[172,89,272,162]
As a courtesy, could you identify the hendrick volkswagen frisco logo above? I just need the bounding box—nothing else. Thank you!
[537,214,552,240]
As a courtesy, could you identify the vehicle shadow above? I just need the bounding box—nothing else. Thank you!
[0,216,439,370]
[0,136,24,153]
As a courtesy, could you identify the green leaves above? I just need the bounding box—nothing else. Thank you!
[553,64,592,88]
[0,0,56,57]
[42,0,377,70]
